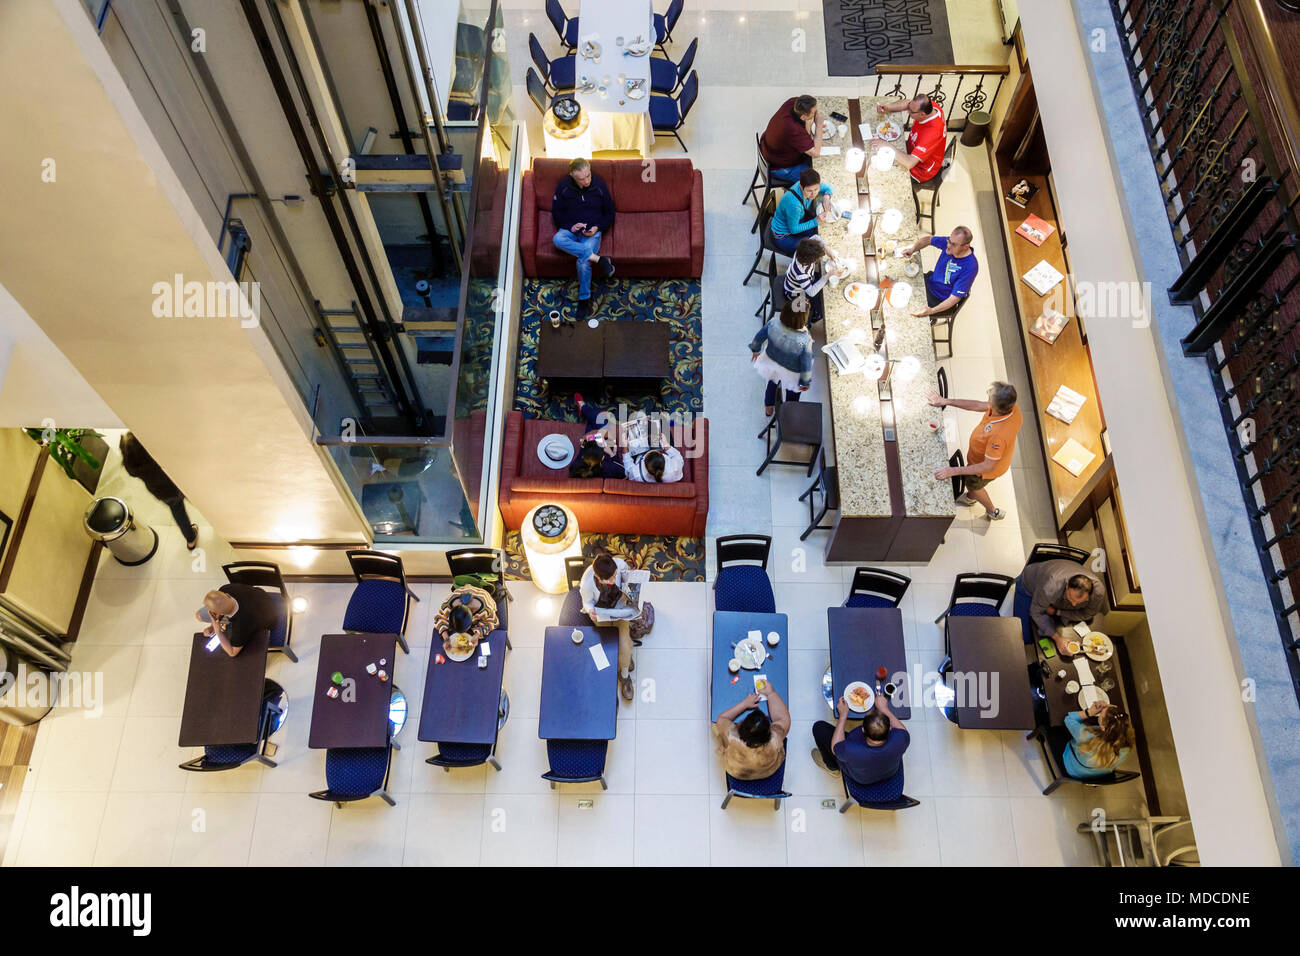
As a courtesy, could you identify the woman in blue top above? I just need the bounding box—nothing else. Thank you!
[1063,701,1134,779]
[750,303,814,416]
[771,169,835,256]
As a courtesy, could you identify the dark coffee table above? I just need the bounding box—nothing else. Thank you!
[536,321,670,383]
[604,323,670,379]
[537,321,603,380]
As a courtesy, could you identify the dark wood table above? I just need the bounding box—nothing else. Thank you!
[308,633,400,749]
[539,625,619,740]
[947,617,1035,730]
[178,630,270,747]
[827,606,910,719]
[1035,635,1127,726]
[603,322,670,379]
[710,611,789,722]
[418,630,507,745]
[537,321,603,379]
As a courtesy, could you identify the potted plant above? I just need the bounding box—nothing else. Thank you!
[24,427,108,495]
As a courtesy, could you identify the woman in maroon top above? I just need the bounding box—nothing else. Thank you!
[760,94,826,184]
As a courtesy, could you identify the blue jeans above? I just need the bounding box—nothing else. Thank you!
[764,381,801,408]
[772,227,817,257]
[769,160,810,184]
[553,229,602,300]
[1013,578,1034,645]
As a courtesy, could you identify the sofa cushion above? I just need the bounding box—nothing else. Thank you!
[520,419,590,478]
[603,479,697,499]
[510,476,604,495]
[610,159,694,212]
[607,212,691,268]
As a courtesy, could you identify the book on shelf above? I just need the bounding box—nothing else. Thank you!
[1051,438,1096,477]
[1022,259,1065,296]
[1029,307,1071,344]
[1046,385,1087,425]
[1006,178,1040,208]
[1016,213,1055,246]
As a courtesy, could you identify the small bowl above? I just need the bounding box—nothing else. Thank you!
[1065,679,1080,694]
[766,631,780,647]
[727,659,741,674]
[1065,641,1082,656]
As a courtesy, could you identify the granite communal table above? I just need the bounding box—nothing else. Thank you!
[808,95,955,562]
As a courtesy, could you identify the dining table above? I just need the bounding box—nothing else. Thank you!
[308,633,400,749]
[418,629,507,745]
[572,0,656,156]
[1035,631,1127,726]
[810,94,956,562]
[827,606,911,719]
[946,616,1035,729]
[710,611,790,722]
[178,629,270,747]
[539,625,620,740]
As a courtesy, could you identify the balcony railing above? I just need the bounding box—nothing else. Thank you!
[1109,0,1300,698]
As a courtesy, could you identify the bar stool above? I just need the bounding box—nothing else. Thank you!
[947,450,966,500]
[755,254,789,321]
[757,396,823,477]
[743,133,781,233]
[743,191,788,286]
[798,449,838,540]
[911,135,957,233]
[926,277,967,359]
[936,365,948,399]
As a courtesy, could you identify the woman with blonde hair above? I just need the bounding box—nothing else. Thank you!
[1064,701,1134,778]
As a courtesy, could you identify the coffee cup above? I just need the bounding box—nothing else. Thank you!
[571,628,584,644]
[727,659,740,674]
[883,681,898,698]
[766,631,780,647]
[549,310,562,328]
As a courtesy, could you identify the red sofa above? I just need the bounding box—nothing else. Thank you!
[520,158,704,278]
[498,410,709,537]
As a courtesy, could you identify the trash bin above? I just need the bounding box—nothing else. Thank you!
[960,110,992,147]
[84,496,158,566]
[0,643,58,726]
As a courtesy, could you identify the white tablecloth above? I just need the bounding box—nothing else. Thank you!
[574,0,655,156]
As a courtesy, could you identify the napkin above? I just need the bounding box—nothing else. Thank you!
[589,642,611,671]
[753,673,769,702]
[821,146,842,156]
[1073,621,1092,638]
[858,122,874,141]
[479,641,491,657]
[1074,657,1095,686]
[747,630,761,642]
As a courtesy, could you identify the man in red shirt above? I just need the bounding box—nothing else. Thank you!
[760,95,826,184]
[866,95,947,182]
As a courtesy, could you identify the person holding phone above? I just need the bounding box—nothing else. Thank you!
[551,158,616,322]
[714,687,791,780]
[196,584,279,658]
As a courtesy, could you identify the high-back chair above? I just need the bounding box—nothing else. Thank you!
[714,534,776,613]
[936,365,949,399]
[743,189,787,285]
[446,546,511,635]
[542,739,609,789]
[545,0,578,49]
[341,550,419,653]
[721,741,791,810]
[309,743,398,807]
[757,394,824,478]
[1026,724,1140,796]
[947,450,966,500]
[935,572,1016,651]
[1022,543,1090,570]
[744,133,782,234]
[650,35,697,95]
[755,252,789,321]
[798,449,839,541]
[648,69,697,152]
[911,135,958,233]
[653,0,685,52]
[558,555,589,627]
[929,287,968,359]
[839,764,920,812]
[844,567,912,608]
[529,32,576,93]
[427,685,509,773]
[222,561,298,662]
[178,679,287,773]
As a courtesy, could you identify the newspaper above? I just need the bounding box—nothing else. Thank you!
[622,414,662,458]
[591,569,651,622]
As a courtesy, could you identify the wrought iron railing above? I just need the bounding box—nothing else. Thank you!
[1109,0,1300,698]
[871,65,1010,133]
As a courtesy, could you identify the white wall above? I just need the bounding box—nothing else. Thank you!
[1020,0,1283,865]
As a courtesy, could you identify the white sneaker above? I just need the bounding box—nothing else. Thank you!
[984,508,1005,521]
[955,494,976,506]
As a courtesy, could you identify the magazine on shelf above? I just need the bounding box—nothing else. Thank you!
[1046,385,1087,425]
[1029,307,1071,344]
[1016,213,1055,246]
[1052,438,1096,477]
[591,569,651,622]
[1006,178,1040,208]
[1022,259,1066,296]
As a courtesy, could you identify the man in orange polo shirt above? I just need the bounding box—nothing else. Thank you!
[867,94,947,182]
[928,382,1021,520]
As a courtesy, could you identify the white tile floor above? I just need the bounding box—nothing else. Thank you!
[3,2,1148,867]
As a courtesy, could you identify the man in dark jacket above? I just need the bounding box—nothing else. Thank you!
[551,158,615,319]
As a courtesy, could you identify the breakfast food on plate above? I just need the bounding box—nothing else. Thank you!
[877,120,901,140]
[847,685,870,708]
[1066,640,1082,656]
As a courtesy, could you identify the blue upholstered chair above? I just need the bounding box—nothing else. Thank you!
[446,547,512,637]
[934,572,1015,653]
[653,0,685,52]
[342,550,418,653]
[844,567,912,608]
[542,739,609,789]
[1021,542,1090,571]
[545,0,579,49]
[839,764,920,812]
[528,32,575,93]
[426,688,509,773]
[713,534,776,614]
[649,70,698,152]
[310,745,397,807]
[650,36,697,95]
[179,679,287,773]
[721,741,791,810]
[222,561,297,662]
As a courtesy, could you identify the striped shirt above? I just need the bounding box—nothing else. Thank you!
[784,249,829,303]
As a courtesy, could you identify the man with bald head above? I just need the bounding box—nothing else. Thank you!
[197,583,279,658]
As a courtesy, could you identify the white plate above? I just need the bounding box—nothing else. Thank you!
[876,120,903,142]
[843,680,875,714]
[626,86,645,100]
[1082,632,1114,661]
[1078,685,1110,709]
[445,639,476,662]
[734,636,767,669]
[843,281,878,310]
[904,259,922,277]
[624,43,650,56]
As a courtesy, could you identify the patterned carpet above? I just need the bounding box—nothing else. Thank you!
[514,277,702,421]
[503,531,705,584]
